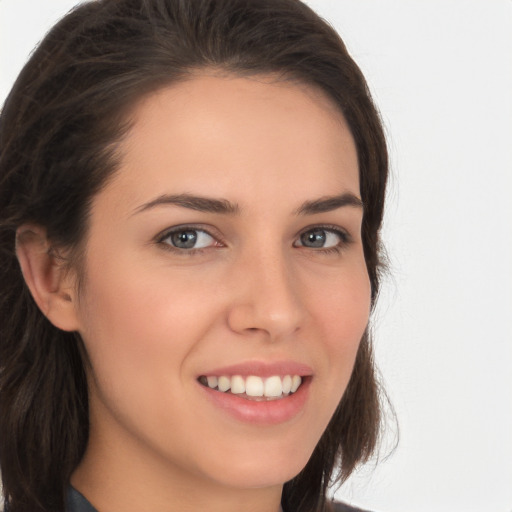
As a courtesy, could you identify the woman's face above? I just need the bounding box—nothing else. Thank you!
[72,74,370,490]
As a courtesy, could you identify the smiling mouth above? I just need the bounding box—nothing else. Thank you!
[198,374,304,401]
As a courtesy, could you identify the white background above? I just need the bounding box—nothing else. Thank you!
[1,2,511,512]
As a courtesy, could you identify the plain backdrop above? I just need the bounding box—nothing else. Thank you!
[1,2,511,512]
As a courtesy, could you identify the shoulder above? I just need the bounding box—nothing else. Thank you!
[328,501,374,512]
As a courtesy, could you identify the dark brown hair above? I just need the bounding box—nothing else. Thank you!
[0,1,389,511]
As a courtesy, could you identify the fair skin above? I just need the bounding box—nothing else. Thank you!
[17,74,370,512]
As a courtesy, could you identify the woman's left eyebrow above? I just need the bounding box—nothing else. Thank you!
[294,193,363,215]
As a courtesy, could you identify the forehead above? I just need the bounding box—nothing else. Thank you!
[100,74,359,214]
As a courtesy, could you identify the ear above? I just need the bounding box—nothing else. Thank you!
[16,224,81,332]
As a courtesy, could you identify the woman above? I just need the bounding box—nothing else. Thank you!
[0,1,389,511]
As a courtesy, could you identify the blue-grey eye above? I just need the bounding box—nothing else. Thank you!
[298,228,342,248]
[167,229,215,249]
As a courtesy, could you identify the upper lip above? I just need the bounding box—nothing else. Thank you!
[199,360,313,378]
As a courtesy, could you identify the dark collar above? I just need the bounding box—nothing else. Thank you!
[66,487,98,512]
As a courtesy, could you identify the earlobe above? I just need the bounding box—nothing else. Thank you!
[16,224,81,332]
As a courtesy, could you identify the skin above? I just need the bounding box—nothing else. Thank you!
[18,74,371,512]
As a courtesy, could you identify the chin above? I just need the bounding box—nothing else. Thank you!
[198,442,313,490]
[214,466,303,490]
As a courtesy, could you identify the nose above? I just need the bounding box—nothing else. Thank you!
[226,248,304,341]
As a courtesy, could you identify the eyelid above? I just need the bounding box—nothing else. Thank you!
[296,224,351,241]
[153,223,352,254]
[155,224,225,251]
[294,224,352,250]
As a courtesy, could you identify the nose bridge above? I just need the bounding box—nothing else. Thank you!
[226,241,303,339]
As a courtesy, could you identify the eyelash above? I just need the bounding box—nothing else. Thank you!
[156,225,224,255]
[155,224,352,256]
[296,224,352,255]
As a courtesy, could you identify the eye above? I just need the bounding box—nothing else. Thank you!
[159,227,218,251]
[294,227,348,250]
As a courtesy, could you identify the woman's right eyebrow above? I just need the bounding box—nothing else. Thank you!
[131,193,241,216]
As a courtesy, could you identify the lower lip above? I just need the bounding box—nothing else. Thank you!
[199,378,311,425]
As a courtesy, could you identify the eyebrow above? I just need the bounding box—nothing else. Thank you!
[132,192,363,216]
[133,194,240,215]
[294,193,364,215]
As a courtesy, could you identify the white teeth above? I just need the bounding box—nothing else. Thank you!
[217,375,231,392]
[230,375,245,394]
[201,374,304,398]
[245,376,264,397]
[291,375,302,393]
[282,375,292,394]
[207,376,218,389]
[264,376,283,397]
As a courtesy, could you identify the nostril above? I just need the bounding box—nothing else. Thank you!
[226,298,302,340]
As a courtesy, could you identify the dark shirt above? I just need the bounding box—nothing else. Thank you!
[66,486,371,512]
[66,488,97,512]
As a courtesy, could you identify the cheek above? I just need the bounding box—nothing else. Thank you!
[75,261,223,460]
[76,249,237,427]
[75,257,157,389]
[309,263,371,388]
[313,262,371,338]
[78,263,210,380]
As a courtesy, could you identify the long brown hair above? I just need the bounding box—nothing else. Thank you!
[0,1,389,511]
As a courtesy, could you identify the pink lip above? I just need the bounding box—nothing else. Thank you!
[200,360,313,378]
[198,377,311,425]
[197,360,313,425]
